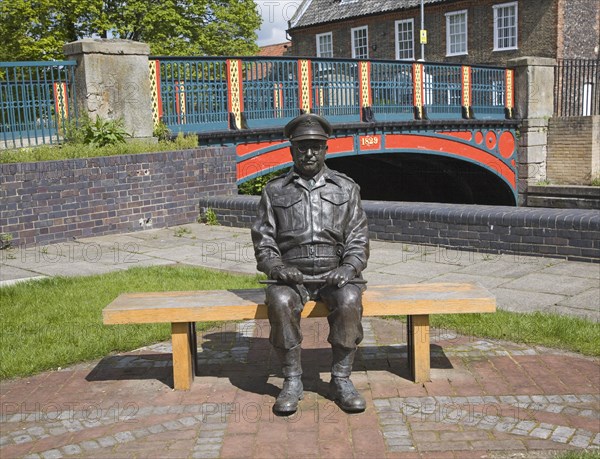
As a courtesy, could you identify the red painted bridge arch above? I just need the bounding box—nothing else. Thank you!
[235,125,518,203]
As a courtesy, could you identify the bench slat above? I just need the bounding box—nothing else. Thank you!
[103,283,495,325]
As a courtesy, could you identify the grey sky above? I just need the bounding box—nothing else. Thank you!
[254,1,301,46]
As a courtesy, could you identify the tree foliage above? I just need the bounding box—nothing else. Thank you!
[0,0,261,61]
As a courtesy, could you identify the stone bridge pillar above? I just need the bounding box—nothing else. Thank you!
[508,57,556,205]
[64,39,154,141]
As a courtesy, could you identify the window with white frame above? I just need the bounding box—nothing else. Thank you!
[351,26,369,59]
[316,32,333,58]
[445,10,468,56]
[493,2,518,51]
[395,19,415,60]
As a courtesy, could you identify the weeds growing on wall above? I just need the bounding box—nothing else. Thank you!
[81,117,129,148]
[0,132,199,164]
[199,208,219,226]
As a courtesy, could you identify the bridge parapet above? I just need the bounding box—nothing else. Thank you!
[149,56,515,134]
[148,56,519,204]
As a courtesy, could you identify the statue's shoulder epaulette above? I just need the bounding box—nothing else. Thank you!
[262,171,288,191]
[332,170,357,184]
[266,171,287,183]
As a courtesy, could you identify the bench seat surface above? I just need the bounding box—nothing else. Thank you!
[103,283,495,324]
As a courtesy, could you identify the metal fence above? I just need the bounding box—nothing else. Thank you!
[151,56,512,133]
[0,61,77,149]
[471,67,507,119]
[370,61,414,121]
[156,59,228,132]
[554,59,599,117]
[311,60,359,121]
[243,59,300,126]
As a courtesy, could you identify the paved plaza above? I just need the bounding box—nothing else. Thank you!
[1,224,599,458]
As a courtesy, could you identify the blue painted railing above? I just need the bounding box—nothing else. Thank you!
[423,63,462,120]
[0,61,77,149]
[370,61,414,121]
[152,56,513,133]
[472,66,507,119]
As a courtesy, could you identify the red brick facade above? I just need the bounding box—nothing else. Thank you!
[288,0,599,65]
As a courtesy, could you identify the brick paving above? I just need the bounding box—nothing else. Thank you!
[1,317,598,458]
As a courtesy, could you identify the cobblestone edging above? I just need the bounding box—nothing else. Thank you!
[374,395,600,452]
[5,396,598,457]
[199,195,600,262]
[13,410,229,459]
[0,148,237,248]
[2,404,230,452]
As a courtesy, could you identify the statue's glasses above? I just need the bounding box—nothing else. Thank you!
[294,142,327,154]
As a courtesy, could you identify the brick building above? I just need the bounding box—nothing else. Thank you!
[287,0,599,65]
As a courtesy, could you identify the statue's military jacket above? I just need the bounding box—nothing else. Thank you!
[251,166,369,277]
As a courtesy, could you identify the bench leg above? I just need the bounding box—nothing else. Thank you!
[407,315,431,384]
[171,322,195,390]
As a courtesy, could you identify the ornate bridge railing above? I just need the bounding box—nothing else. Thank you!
[0,61,77,149]
[149,56,515,133]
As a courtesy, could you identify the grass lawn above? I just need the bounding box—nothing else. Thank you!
[0,265,263,379]
[1,265,598,380]
[430,310,600,356]
[387,310,599,357]
[556,451,600,459]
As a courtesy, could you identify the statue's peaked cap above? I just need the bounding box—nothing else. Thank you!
[284,114,332,141]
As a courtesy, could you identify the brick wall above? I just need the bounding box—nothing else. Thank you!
[289,0,559,66]
[199,196,600,263]
[0,148,237,247]
[547,116,600,185]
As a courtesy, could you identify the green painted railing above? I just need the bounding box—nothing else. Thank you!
[0,61,77,149]
[151,56,514,133]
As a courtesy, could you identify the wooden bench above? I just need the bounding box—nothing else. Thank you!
[103,283,495,390]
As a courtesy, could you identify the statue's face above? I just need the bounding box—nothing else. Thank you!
[291,140,328,178]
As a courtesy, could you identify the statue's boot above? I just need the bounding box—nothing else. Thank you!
[274,345,303,415]
[329,346,366,413]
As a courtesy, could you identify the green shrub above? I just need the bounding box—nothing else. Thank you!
[153,120,171,141]
[238,168,289,195]
[82,116,129,147]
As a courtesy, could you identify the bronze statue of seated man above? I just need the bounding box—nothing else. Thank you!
[251,113,370,415]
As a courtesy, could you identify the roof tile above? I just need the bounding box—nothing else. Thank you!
[290,0,447,29]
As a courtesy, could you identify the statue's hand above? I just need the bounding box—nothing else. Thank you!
[326,265,356,288]
[272,266,304,285]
